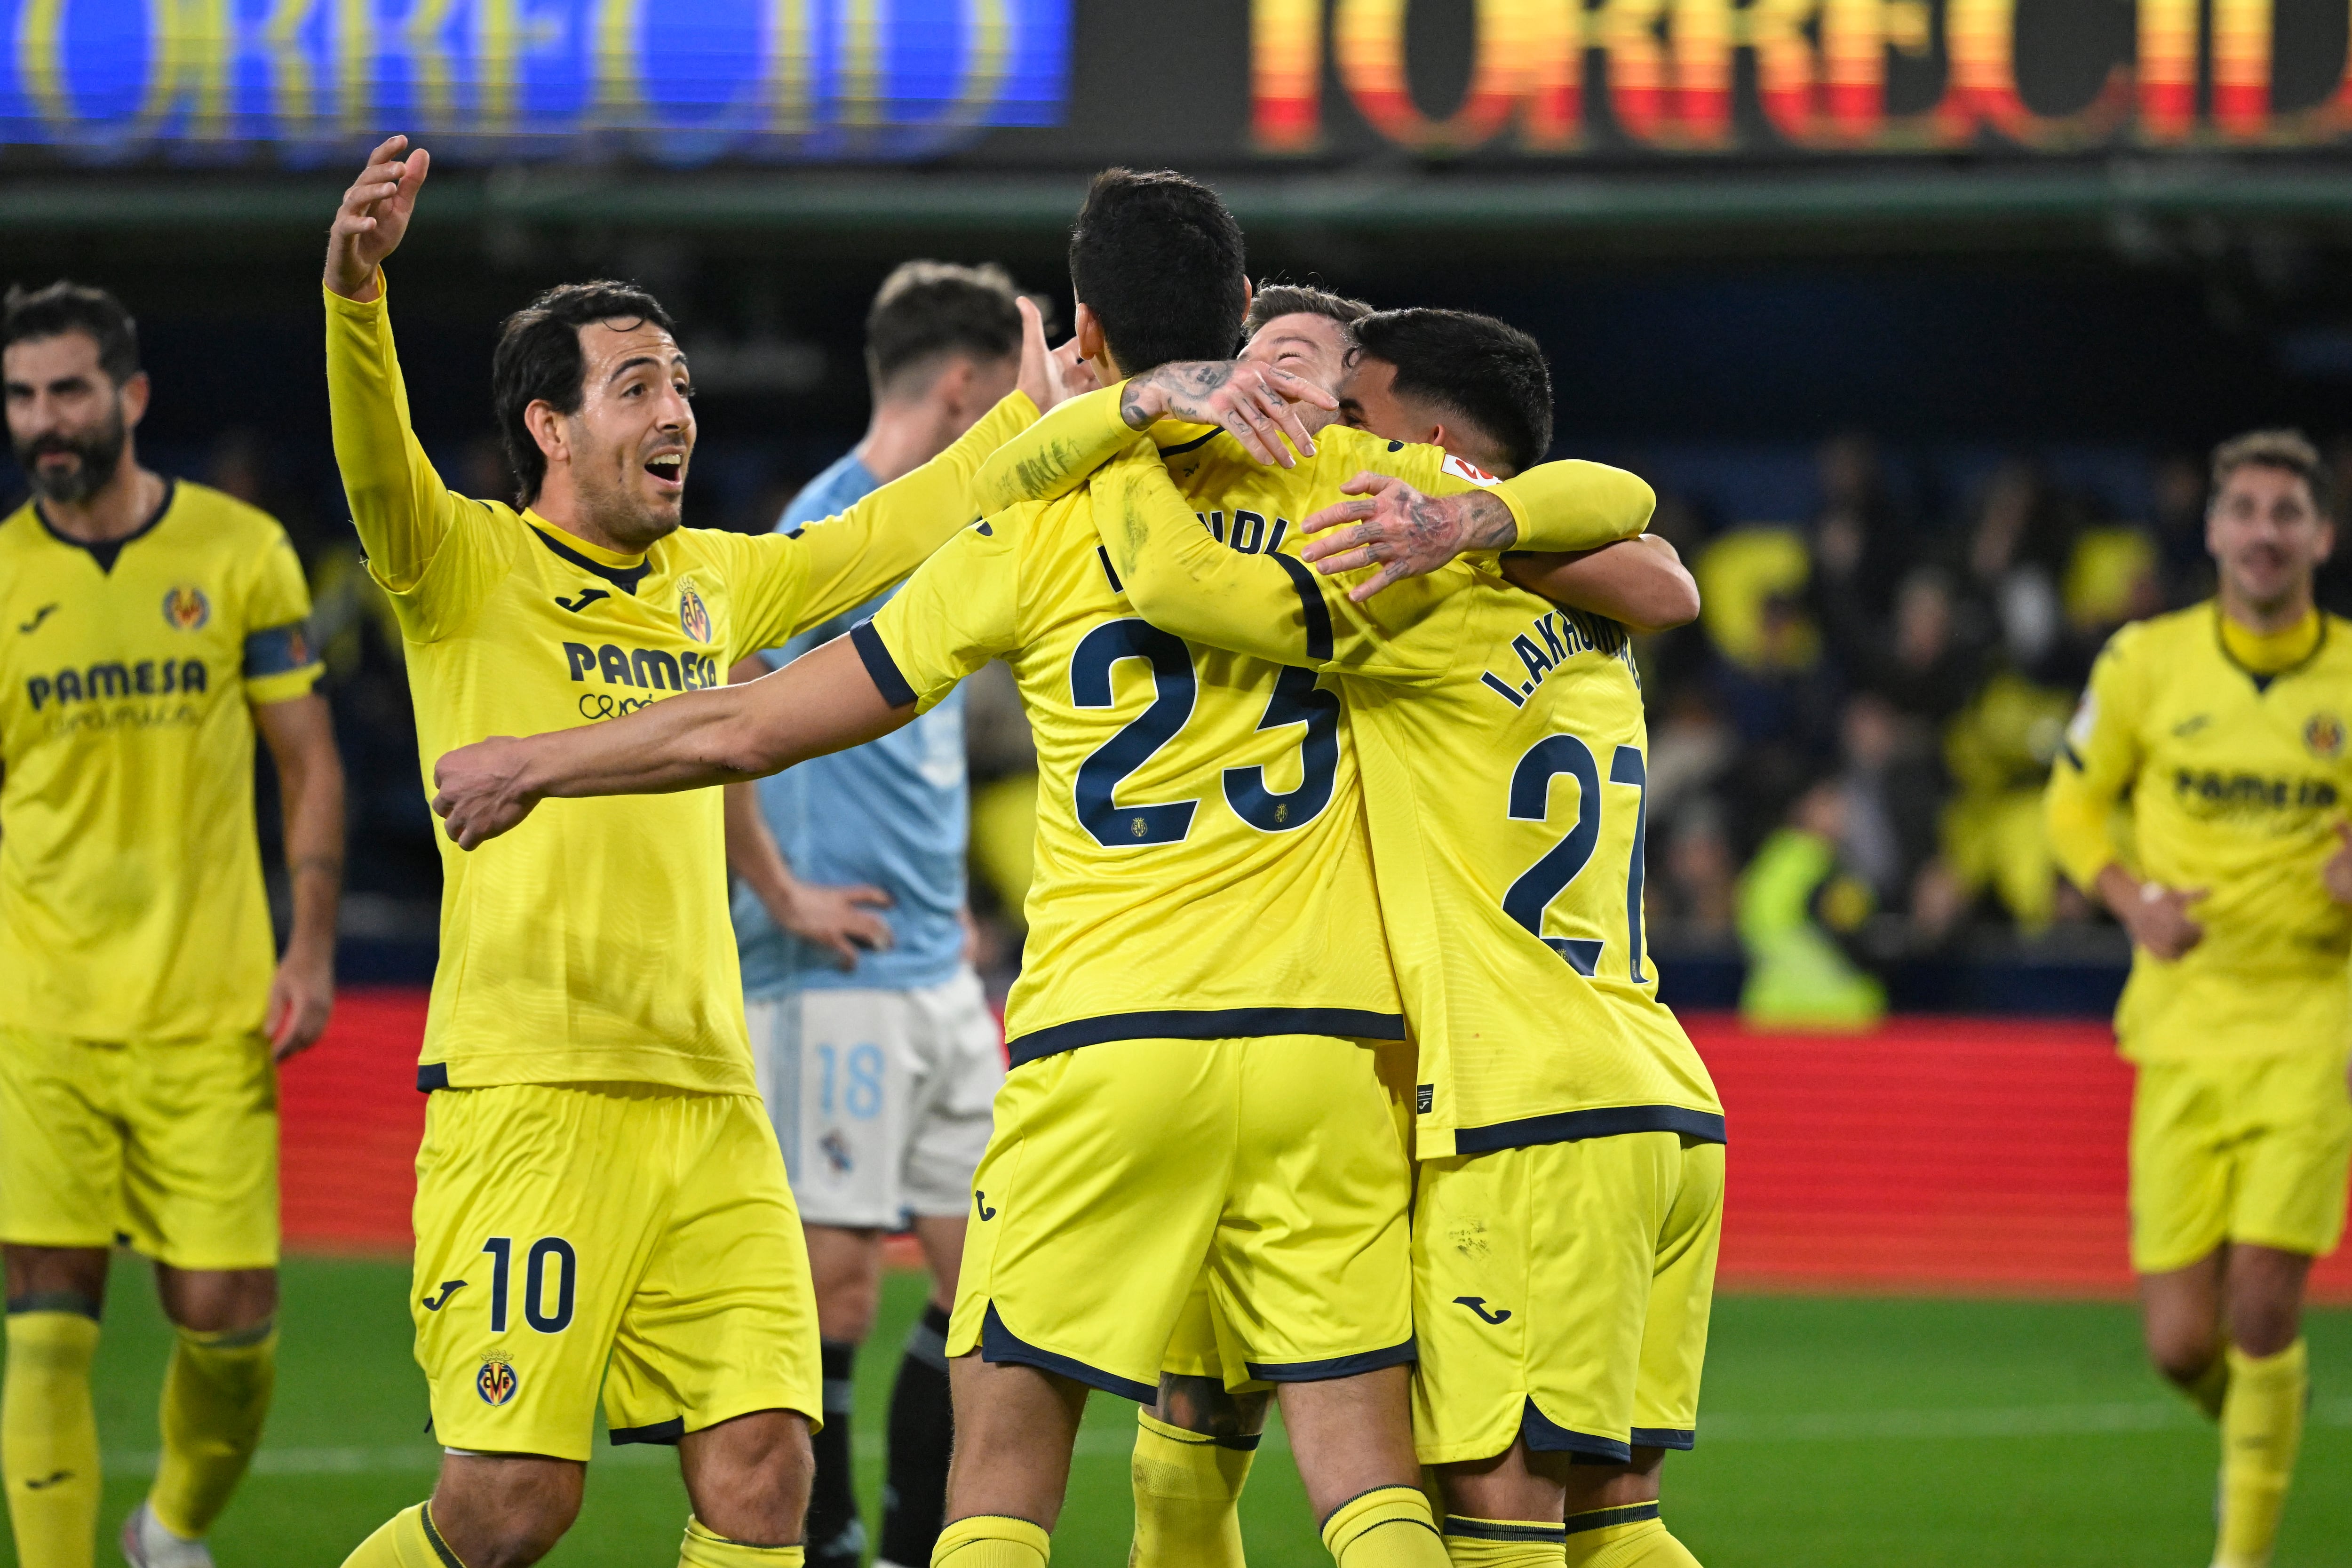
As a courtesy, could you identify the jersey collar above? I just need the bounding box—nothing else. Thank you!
[2213,601,2328,694]
[33,477,176,575]
[525,515,653,596]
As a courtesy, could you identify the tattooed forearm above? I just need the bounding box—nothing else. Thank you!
[1459,492,1517,551]
[1123,361,1240,428]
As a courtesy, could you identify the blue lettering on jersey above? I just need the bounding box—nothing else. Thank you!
[561,641,717,691]
[27,659,207,711]
[1479,609,1635,709]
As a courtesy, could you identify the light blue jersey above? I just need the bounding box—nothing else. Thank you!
[732,449,969,996]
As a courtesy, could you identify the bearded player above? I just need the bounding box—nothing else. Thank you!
[2047,430,2352,1568]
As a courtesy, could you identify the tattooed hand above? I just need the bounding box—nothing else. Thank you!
[1015,297,1100,414]
[1119,359,1338,469]
[1300,472,1518,602]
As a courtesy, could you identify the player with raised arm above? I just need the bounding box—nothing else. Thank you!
[1,283,343,1568]
[729,262,1039,1568]
[2045,430,2352,1568]
[318,135,1053,1568]
[428,169,1656,1568]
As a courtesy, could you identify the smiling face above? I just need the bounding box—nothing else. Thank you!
[1240,311,1354,398]
[3,331,143,506]
[2208,461,2332,618]
[531,318,696,551]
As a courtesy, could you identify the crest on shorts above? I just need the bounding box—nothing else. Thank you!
[161,585,210,632]
[678,580,712,645]
[2308,713,2344,759]
[477,1353,519,1407]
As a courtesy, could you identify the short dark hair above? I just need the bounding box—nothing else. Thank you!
[866,261,1025,398]
[2,281,140,386]
[1068,168,1248,374]
[492,280,677,506]
[2211,428,2329,516]
[1353,308,1553,475]
[1243,282,1372,341]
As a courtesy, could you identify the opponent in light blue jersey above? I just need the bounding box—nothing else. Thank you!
[732,448,969,996]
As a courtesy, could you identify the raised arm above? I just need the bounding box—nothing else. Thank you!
[1502,534,1699,635]
[323,135,471,599]
[432,634,913,849]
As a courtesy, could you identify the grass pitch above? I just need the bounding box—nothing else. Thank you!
[31,1257,2352,1567]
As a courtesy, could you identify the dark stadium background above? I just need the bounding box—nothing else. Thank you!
[4,2,2351,1562]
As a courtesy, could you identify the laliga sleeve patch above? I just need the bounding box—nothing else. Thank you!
[2066,689,2098,750]
[1440,453,1500,487]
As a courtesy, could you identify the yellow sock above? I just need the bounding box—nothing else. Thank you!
[150,1320,277,1539]
[2180,1352,2231,1423]
[1130,1409,1255,1568]
[932,1514,1050,1568]
[2215,1339,2308,1568]
[1440,1515,1566,1567]
[339,1503,459,1568]
[678,1516,805,1567]
[1319,1485,1449,1568]
[1564,1505,1702,1568]
[4,1308,102,1568]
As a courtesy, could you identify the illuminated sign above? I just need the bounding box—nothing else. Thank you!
[0,0,1068,162]
[1252,0,2352,155]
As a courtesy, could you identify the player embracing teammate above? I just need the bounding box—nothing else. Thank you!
[2047,430,2352,1568]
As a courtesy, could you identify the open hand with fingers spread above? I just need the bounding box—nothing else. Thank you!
[326,134,430,301]
[1014,296,1099,414]
[432,737,544,850]
[1299,471,1519,602]
[1119,359,1338,468]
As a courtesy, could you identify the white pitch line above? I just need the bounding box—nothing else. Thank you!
[96,1399,2352,1476]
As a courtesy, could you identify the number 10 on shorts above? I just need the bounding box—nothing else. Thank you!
[479,1236,578,1332]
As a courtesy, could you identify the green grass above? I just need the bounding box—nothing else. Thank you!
[23,1257,2352,1566]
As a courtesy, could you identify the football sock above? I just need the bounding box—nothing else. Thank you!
[1319,1484,1449,1568]
[880,1303,955,1567]
[2178,1344,2231,1422]
[1130,1409,1256,1568]
[808,1340,865,1568]
[151,1319,277,1539]
[1439,1515,1567,1568]
[679,1517,805,1568]
[930,1513,1050,1568]
[4,1306,103,1568]
[338,1503,459,1568]
[1564,1504,1702,1568]
[2214,1339,2307,1568]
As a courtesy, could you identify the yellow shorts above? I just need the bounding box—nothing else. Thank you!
[1411,1132,1724,1468]
[2130,1048,2352,1274]
[950,1035,1414,1402]
[0,1027,278,1271]
[412,1082,820,1461]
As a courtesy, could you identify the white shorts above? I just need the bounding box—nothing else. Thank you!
[748,966,1005,1230]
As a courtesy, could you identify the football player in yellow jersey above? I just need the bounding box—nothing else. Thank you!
[429,171,1653,1568]
[319,136,1062,1568]
[0,283,342,1568]
[972,301,1722,1568]
[2045,429,2352,1568]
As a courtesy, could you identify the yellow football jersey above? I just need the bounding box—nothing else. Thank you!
[1087,449,1723,1158]
[868,405,1646,1065]
[0,481,321,1040]
[325,277,1035,1093]
[2047,603,2352,1061]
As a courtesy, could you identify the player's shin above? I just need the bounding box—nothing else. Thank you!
[3,1306,102,1568]
[1438,1517,1566,1568]
[807,1341,865,1567]
[2215,1338,2308,1568]
[1129,1409,1256,1568]
[339,1504,456,1568]
[1319,1486,1450,1568]
[1563,1505,1701,1568]
[150,1319,278,1541]
[879,1304,955,1567]
[681,1517,806,1568]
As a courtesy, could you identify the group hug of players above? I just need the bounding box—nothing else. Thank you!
[0,129,2344,1568]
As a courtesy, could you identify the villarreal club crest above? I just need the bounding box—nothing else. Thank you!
[162,584,210,632]
[678,580,712,645]
[2307,712,2345,761]
[476,1353,519,1406]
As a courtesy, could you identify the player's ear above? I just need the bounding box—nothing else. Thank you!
[523,398,568,468]
[117,370,151,429]
[1074,303,1106,368]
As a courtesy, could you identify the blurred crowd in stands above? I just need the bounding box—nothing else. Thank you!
[54,422,2351,994]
